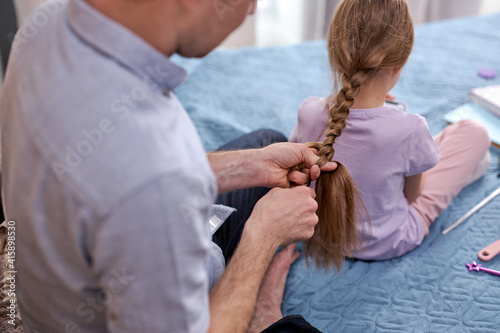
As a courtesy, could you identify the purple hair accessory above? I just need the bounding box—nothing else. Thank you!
[478,68,497,79]
[466,261,500,277]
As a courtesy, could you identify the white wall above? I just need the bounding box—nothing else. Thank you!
[480,0,500,15]
[227,0,500,48]
[220,16,256,48]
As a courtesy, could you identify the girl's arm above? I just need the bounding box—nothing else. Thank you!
[404,173,423,204]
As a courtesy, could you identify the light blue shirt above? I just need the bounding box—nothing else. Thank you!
[0,0,219,331]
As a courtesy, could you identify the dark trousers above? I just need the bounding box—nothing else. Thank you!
[213,129,286,262]
[212,129,322,333]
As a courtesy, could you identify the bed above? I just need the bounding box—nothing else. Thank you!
[173,13,500,332]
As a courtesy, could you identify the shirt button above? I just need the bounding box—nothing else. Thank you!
[163,88,170,96]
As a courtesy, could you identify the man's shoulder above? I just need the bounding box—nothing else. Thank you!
[3,0,214,216]
[5,52,210,217]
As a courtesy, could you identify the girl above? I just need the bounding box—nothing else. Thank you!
[291,0,491,265]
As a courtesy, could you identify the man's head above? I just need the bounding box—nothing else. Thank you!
[176,0,257,57]
[86,0,256,58]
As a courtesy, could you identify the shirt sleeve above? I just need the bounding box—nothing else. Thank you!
[289,97,328,143]
[289,101,306,143]
[289,123,300,143]
[88,172,215,333]
[406,116,441,176]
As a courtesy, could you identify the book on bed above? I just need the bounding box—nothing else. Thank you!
[469,84,500,117]
[443,102,500,149]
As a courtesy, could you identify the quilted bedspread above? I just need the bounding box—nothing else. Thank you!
[173,13,500,332]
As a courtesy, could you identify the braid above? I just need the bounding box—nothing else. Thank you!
[317,72,362,166]
[304,71,366,271]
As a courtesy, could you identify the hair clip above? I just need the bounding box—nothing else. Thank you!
[466,261,500,277]
[478,239,500,262]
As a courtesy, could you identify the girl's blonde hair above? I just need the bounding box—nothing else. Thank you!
[304,0,414,271]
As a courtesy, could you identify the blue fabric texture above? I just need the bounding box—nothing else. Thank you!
[173,13,500,332]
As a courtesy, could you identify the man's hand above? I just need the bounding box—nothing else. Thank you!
[208,142,336,193]
[208,146,324,332]
[245,186,319,248]
[260,142,337,188]
[208,186,314,333]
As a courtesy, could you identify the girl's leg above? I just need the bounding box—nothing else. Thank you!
[412,120,491,235]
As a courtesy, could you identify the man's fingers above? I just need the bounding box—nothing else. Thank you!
[288,170,309,185]
[303,147,322,168]
[303,146,337,171]
[302,185,316,199]
[292,163,337,184]
[320,161,337,172]
[289,183,316,197]
[291,145,338,184]
[282,244,300,264]
[287,244,301,263]
[284,243,296,255]
[309,165,320,181]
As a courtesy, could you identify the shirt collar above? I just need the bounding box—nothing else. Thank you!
[66,0,187,94]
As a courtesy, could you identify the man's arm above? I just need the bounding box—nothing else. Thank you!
[207,148,267,193]
[206,142,334,331]
[208,142,337,193]
[208,220,276,332]
[208,186,318,332]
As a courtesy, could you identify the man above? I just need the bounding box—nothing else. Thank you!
[0,0,334,331]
